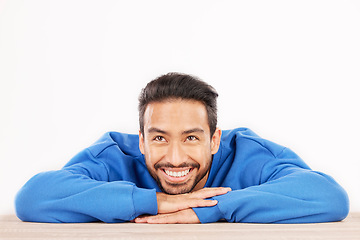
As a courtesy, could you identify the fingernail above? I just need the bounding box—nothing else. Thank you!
[134,218,143,223]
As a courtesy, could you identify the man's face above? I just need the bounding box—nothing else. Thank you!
[139,99,221,195]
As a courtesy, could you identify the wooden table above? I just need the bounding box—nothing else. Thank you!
[1,213,359,240]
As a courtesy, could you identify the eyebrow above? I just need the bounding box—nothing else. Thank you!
[147,127,168,135]
[147,127,205,135]
[182,128,205,135]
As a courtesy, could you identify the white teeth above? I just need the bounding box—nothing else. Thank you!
[165,169,190,177]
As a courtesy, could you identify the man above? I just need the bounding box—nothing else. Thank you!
[15,73,349,223]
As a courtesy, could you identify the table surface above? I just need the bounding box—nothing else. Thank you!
[1,213,359,240]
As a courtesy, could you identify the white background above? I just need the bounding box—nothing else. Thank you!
[1,0,359,215]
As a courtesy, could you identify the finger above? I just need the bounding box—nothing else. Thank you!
[190,187,232,199]
[134,216,150,223]
[157,188,231,214]
[147,216,181,224]
[159,199,218,214]
[134,213,153,223]
[185,199,218,208]
[179,197,219,209]
[147,209,200,224]
[145,215,171,224]
[135,214,171,224]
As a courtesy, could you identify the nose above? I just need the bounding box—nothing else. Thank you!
[166,142,187,167]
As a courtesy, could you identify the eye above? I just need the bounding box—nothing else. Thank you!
[186,136,199,141]
[153,136,166,142]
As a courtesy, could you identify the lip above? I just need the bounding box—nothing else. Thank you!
[159,167,194,183]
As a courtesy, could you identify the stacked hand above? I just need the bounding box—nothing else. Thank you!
[134,187,231,224]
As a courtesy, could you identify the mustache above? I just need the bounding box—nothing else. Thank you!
[154,162,200,170]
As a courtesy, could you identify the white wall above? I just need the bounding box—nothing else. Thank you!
[1,0,359,215]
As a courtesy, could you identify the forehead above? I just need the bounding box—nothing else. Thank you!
[143,99,209,133]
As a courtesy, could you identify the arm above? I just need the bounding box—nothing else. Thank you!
[15,148,157,223]
[193,147,349,223]
[15,144,228,223]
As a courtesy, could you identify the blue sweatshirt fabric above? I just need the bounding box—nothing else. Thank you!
[15,128,349,223]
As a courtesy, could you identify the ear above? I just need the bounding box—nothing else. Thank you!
[210,128,222,155]
[139,130,145,154]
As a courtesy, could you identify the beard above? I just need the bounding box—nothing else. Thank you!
[146,159,212,195]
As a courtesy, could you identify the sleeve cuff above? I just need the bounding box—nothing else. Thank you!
[132,187,158,217]
[193,204,223,223]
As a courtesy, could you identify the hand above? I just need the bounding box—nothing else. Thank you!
[135,208,200,224]
[157,187,231,214]
[134,187,231,224]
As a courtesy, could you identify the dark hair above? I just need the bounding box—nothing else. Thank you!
[139,72,218,137]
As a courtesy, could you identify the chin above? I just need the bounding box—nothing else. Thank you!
[161,181,196,195]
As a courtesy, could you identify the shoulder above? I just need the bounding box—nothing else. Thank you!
[220,128,286,158]
[88,132,142,158]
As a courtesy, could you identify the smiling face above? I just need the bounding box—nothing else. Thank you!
[139,99,221,195]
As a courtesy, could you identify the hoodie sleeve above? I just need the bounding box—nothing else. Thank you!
[15,147,158,223]
[193,146,349,223]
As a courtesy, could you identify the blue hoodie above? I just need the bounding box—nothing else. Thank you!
[15,128,349,223]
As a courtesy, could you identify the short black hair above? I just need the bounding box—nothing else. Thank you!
[138,72,218,136]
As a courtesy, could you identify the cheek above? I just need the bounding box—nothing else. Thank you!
[186,145,212,166]
[144,145,166,168]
